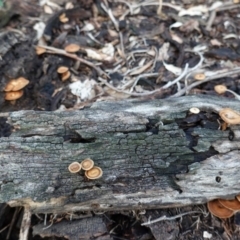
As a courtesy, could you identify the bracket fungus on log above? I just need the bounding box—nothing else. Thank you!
[85,166,103,180]
[68,162,82,173]
[207,199,234,219]
[81,158,94,171]
[218,199,240,211]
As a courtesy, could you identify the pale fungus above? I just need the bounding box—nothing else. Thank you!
[57,66,69,74]
[68,162,81,173]
[214,85,227,94]
[207,199,234,218]
[61,71,71,81]
[194,73,205,81]
[218,198,240,211]
[85,166,103,180]
[236,195,240,202]
[81,158,94,171]
[5,90,24,100]
[214,85,240,100]
[219,108,240,125]
[189,107,200,114]
[5,77,29,92]
[59,13,69,23]
[64,44,80,53]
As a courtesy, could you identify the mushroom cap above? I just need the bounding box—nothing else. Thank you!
[218,198,240,211]
[194,73,205,81]
[68,162,81,173]
[207,199,234,218]
[59,13,69,23]
[81,158,94,170]
[35,46,46,55]
[5,90,24,100]
[189,107,200,114]
[64,44,80,53]
[57,66,69,74]
[5,77,29,92]
[85,166,103,179]
[214,85,227,94]
[219,108,240,125]
[61,70,71,81]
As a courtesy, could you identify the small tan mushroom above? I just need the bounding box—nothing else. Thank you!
[64,44,80,53]
[59,13,69,23]
[85,166,103,179]
[61,71,71,81]
[207,199,234,218]
[5,77,29,92]
[189,107,200,114]
[81,158,94,171]
[218,198,240,211]
[219,108,240,125]
[57,66,69,74]
[35,46,46,55]
[214,85,227,94]
[5,90,24,100]
[194,73,205,81]
[68,162,81,173]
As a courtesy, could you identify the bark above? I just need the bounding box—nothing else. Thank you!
[1,95,240,214]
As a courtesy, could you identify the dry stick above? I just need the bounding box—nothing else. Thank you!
[19,207,31,240]
[6,207,21,240]
[171,67,240,98]
[37,45,109,78]
[157,0,162,15]
[141,211,202,226]
[99,51,201,96]
[99,65,187,96]
[100,2,119,31]
[206,3,240,31]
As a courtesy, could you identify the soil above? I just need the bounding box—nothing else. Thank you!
[1,0,240,239]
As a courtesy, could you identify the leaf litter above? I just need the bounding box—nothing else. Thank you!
[1,0,240,239]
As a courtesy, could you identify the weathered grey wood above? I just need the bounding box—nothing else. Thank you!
[1,95,240,213]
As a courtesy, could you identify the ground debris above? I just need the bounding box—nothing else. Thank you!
[32,216,109,240]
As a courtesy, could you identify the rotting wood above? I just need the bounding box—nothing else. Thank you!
[1,95,240,214]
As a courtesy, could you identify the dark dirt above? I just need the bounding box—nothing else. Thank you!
[1,0,240,239]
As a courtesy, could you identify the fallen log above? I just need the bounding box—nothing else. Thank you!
[1,95,240,214]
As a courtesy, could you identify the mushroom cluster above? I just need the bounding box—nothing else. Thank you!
[207,196,240,218]
[68,158,103,180]
[57,66,71,81]
[4,77,29,101]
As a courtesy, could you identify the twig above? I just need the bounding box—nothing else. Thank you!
[37,45,109,78]
[6,207,21,240]
[100,2,119,31]
[141,211,202,226]
[19,206,31,240]
[171,67,240,97]
[157,0,162,15]
[206,10,216,31]
[0,224,10,233]
[162,63,189,89]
